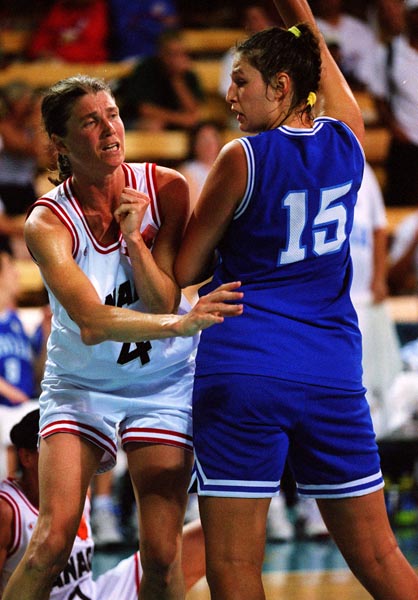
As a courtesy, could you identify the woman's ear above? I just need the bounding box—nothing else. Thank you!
[272,72,291,100]
[51,133,68,155]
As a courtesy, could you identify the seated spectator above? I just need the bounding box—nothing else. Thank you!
[108,0,179,61]
[368,0,418,206]
[218,2,278,99]
[312,0,377,90]
[388,209,418,295]
[27,0,109,63]
[178,121,223,209]
[116,30,205,131]
[0,82,49,258]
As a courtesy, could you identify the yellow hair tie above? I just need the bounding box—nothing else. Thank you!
[288,26,302,38]
[307,92,317,107]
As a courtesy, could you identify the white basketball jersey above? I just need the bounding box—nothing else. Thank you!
[0,478,95,599]
[32,162,198,393]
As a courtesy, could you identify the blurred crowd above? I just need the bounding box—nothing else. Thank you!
[0,0,418,550]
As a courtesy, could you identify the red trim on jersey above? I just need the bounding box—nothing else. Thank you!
[5,480,38,517]
[28,198,80,258]
[145,162,162,227]
[122,162,137,189]
[134,551,141,592]
[0,491,22,557]
[64,179,122,255]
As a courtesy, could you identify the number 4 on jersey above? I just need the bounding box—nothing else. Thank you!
[117,341,152,365]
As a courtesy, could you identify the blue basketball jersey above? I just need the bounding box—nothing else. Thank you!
[196,117,365,390]
[0,310,35,406]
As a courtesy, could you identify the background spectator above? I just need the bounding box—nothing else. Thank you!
[350,162,403,437]
[178,121,223,208]
[388,209,418,295]
[311,0,377,90]
[116,30,205,130]
[108,0,179,62]
[27,0,109,63]
[368,0,418,206]
[367,0,406,44]
[0,82,48,258]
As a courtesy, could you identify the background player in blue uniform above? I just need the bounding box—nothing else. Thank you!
[175,0,418,598]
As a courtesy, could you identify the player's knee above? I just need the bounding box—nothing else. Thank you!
[140,538,179,584]
[26,529,74,580]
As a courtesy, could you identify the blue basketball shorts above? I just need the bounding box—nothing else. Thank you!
[191,373,384,498]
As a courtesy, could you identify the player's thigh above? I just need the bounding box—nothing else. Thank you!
[37,433,102,535]
[127,443,193,535]
[318,490,397,566]
[200,496,270,570]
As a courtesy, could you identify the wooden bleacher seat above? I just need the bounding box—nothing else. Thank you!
[354,90,379,126]
[193,59,222,95]
[124,130,189,163]
[16,259,45,306]
[182,28,245,57]
[387,295,418,324]
[0,61,134,88]
[363,127,391,164]
[0,27,246,61]
[362,127,391,190]
[385,206,416,236]
[0,28,31,57]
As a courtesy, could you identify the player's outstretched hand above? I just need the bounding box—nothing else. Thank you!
[176,281,243,337]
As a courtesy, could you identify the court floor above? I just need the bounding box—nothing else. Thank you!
[93,525,418,599]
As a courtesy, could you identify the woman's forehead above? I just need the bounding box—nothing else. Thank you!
[74,90,115,109]
[72,90,115,114]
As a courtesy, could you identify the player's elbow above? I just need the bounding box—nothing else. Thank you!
[79,324,106,346]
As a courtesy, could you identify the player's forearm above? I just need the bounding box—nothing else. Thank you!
[271,0,316,30]
[78,304,183,345]
[124,231,181,314]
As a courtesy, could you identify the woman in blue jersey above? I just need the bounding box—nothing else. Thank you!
[175,0,418,599]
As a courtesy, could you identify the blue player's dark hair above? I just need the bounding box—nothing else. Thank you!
[236,23,321,115]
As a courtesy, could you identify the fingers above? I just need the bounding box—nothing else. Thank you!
[196,281,244,317]
[115,188,150,217]
[199,281,243,307]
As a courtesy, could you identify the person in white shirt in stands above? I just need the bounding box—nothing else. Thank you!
[367,0,418,206]
[312,0,377,90]
[350,162,402,438]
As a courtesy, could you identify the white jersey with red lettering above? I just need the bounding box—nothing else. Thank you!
[0,478,95,599]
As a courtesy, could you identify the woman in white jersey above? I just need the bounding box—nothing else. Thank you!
[1,75,243,600]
